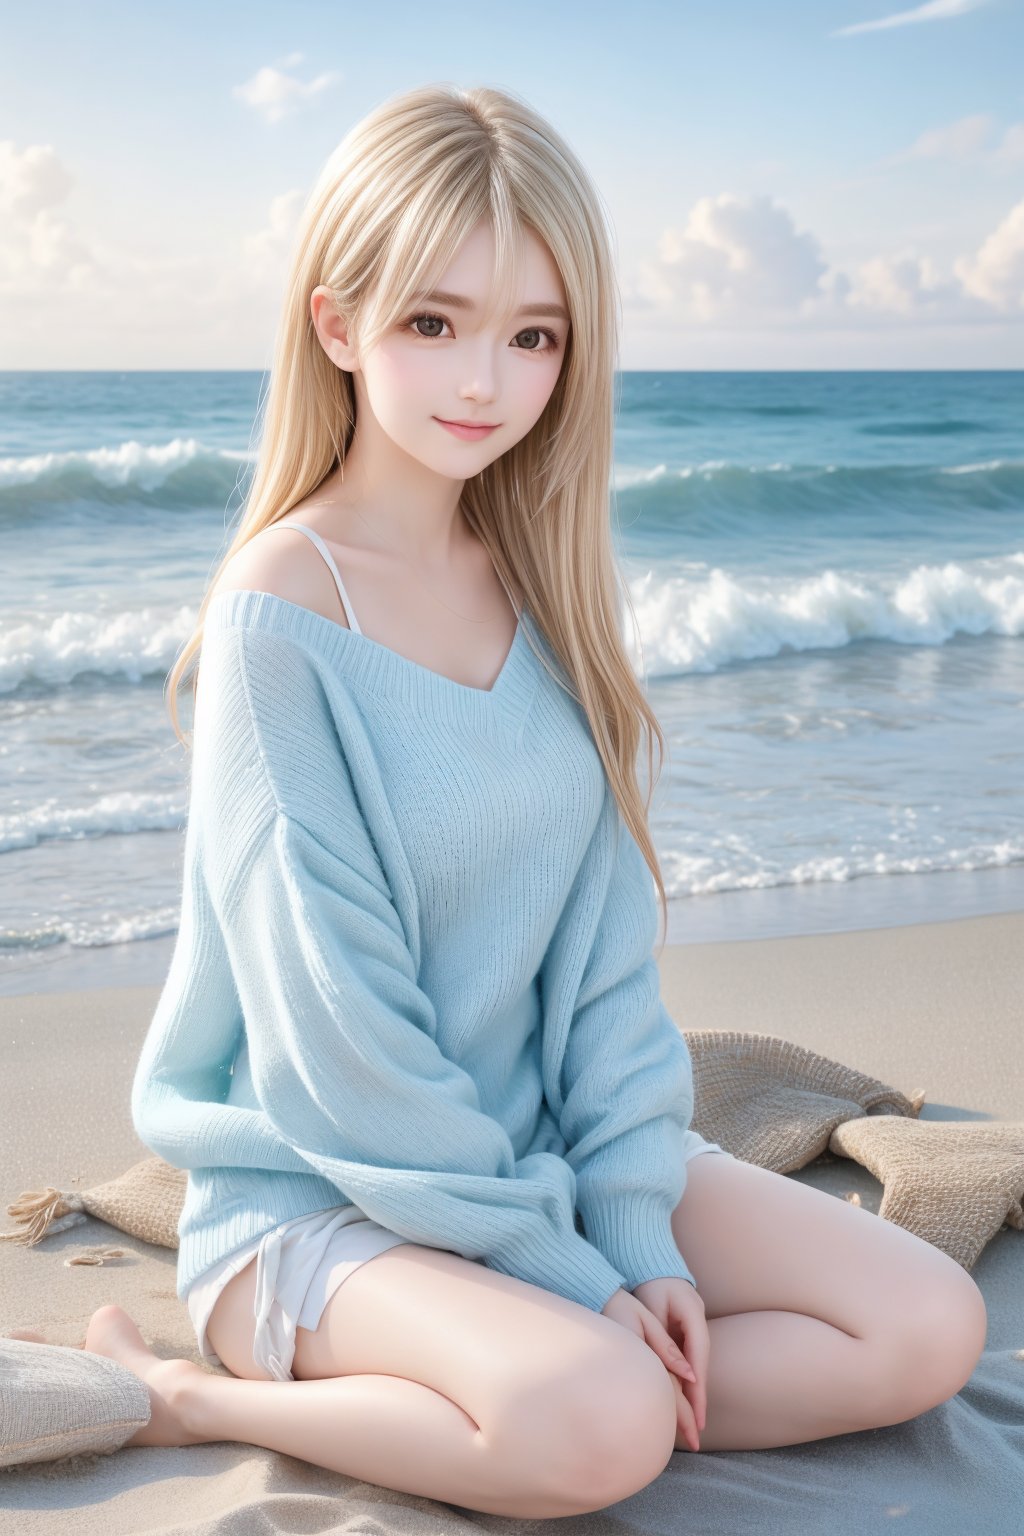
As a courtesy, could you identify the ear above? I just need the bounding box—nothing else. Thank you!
[310,285,359,373]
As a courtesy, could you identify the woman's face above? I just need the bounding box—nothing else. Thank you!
[352,220,570,477]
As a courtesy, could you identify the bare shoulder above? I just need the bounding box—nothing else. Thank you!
[209,520,351,631]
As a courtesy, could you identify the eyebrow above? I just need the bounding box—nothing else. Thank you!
[412,289,570,322]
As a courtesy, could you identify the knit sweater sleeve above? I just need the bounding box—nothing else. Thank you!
[544,784,698,1293]
[154,623,630,1314]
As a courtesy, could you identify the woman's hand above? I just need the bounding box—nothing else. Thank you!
[600,1282,705,1452]
[632,1277,708,1448]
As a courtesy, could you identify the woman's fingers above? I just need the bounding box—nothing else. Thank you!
[675,1319,709,1432]
[677,1371,704,1438]
[650,1314,696,1381]
[670,1369,701,1452]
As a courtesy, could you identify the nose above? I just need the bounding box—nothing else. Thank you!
[457,338,499,405]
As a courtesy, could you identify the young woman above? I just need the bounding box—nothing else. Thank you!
[78,83,983,1516]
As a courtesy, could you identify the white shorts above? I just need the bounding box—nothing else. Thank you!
[185,1206,416,1381]
[185,1131,730,1382]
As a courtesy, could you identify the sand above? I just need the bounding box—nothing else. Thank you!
[1,910,1022,1532]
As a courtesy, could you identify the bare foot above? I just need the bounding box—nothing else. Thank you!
[81,1304,209,1447]
[3,1329,48,1343]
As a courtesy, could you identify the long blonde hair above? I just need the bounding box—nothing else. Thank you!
[166,81,673,945]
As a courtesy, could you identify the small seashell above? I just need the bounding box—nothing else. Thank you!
[64,1245,129,1267]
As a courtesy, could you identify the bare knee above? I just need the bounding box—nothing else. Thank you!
[912,1267,987,1399]
[867,1264,988,1421]
[496,1336,678,1513]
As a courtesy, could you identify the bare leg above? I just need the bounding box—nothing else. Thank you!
[669,1154,988,1453]
[692,1310,911,1452]
[80,1305,608,1518]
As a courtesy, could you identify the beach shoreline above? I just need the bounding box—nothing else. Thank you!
[5,860,1024,1000]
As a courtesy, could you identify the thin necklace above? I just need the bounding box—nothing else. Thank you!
[298,496,519,627]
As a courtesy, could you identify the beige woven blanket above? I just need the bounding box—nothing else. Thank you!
[5,1030,1023,1272]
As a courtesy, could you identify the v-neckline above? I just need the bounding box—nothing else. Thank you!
[336,601,525,696]
[205,588,539,725]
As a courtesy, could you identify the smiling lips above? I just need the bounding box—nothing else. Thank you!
[435,417,500,440]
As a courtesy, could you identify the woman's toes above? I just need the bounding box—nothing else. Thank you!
[80,1304,208,1448]
[82,1304,155,1368]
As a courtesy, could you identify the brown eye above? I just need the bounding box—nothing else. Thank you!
[408,313,450,339]
[513,327,560,353]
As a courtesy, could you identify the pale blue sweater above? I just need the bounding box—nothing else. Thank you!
[131,587,697,1313]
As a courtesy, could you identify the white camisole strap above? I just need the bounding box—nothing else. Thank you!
[268,522,362,634]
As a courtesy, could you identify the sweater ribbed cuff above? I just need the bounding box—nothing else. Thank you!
[578,1190,696,1292]
[489,1222,629,1314]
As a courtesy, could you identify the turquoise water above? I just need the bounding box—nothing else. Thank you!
[1,369,1022,994]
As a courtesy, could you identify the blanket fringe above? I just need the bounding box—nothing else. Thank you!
[0,1188,86,1246]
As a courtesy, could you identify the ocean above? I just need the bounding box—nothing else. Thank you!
[1,369,1022,996]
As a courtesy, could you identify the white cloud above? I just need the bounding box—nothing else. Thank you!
[237,190,306,290]
[903,113,994,160]
[233,56,341,125]
[832,0,992,39]
[953,198,1024,309]
[994,124,1024,164]
[0,140,98,296]
[885,112,1024,166]
[632,194,827,322]
[628,190,1024,329]
[845,251,955,313]
[0,140,74,218]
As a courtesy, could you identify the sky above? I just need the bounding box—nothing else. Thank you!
[1,0,1021,370]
